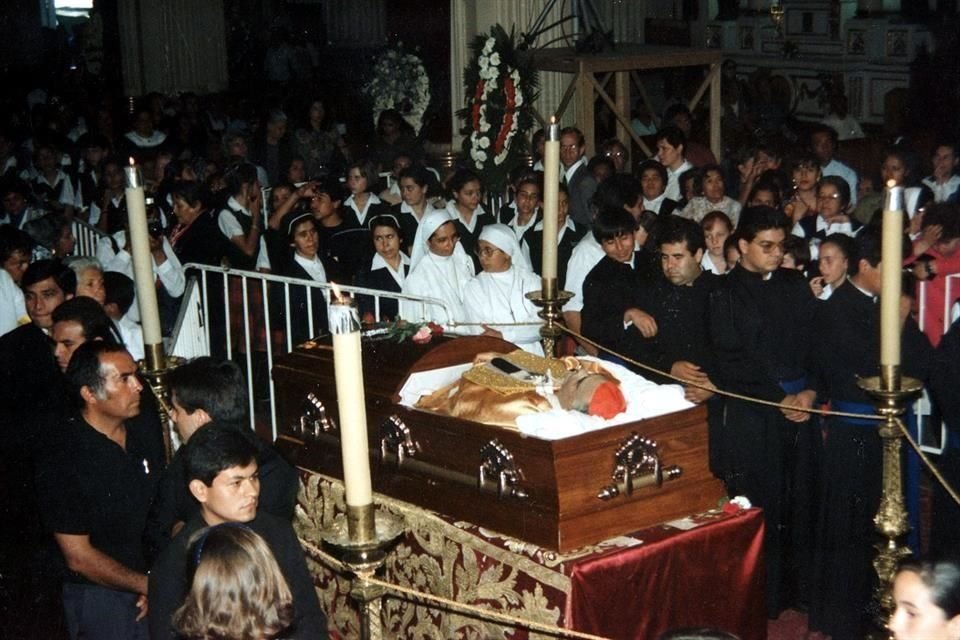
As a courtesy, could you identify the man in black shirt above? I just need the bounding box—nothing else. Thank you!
[807,228,932,639]
[144,357,299,560]
[581,207,658,356]
[35,342,165,640]
[709,206,819,617]
[149,424,327,639]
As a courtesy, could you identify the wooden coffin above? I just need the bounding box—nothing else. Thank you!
[273,335,725,552]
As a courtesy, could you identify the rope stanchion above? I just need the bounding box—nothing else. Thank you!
[558,325,960,506]
[299,538,611,640]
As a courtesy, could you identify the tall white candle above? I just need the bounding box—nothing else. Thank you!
[541,118,561,283]
[329,286,373,507]
[123,159,163,346]
[880,181,904,368]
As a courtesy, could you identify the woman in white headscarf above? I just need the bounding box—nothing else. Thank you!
[399,209,475,326]
[462,224,544,355]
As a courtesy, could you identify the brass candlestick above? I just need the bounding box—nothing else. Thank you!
[321,503,405,640]
[858,364,923,626]
[140,343,183,463]
[526,277,573,357]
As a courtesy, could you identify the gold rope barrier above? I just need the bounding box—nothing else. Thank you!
[558,325,960,506]
[299,538,612,640]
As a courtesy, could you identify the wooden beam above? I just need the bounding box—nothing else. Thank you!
[630,70,661,129]
[614,70,631,165]
[588,73,652,158]
[576,63,595,156]
[709,62,722,162]
[555,71,580,121]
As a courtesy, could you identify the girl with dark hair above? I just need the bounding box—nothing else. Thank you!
[392,165,439,251]
[889,559,960,639]
[343,159,387,227]
[356,214,410,322]
[444,169,495,270]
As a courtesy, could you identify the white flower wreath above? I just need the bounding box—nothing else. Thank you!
[363,44,431,135]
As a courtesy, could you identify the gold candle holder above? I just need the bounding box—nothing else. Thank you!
[139,343,183,464]
[857,367,923,625]
[526,277,572,357]
[320,503,405,640]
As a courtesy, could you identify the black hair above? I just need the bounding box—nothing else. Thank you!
[52,296,120,344]
[921,202,960,240]
[224,162,258,196]
[368,213,402,236]
[748,177,785,208]
[313,176,347,204]
[397,165,432,189]
[658,215,705,254]
[23,212,70,253]
[655,125,686,151]
[102,271,136,316]
[0,225,33,262]
[559,127,584,147]
[737,205,789,243]
[286,213,317,240]
[592,207,638,243]
[789,151,821,173]
[21,259,76,295]
[593,174,642,212]
[184,422,259,487]
[637,159,668,186]
[448,169,482,195]
[587,155,615,177]
[896,556,960,618]
[167,357,248,429]
[657,628,740,640]
[783,235,811,269]
[65,341,130,408]
[818,175,851,209]
[0,176,31,199]
[679,168,702,198]
[809,123,839,148]
[663,103,693,124]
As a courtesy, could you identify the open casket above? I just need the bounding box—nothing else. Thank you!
[273,335,725,552]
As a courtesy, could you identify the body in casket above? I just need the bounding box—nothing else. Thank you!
[273,335,725,552]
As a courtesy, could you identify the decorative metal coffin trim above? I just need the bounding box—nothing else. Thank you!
[597,432,682,500]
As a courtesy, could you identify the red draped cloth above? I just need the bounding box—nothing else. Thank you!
[566,508,766,640]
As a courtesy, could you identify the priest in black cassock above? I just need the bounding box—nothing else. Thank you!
[807,227,932,640]
[623,216,725,473]
[708,206,819,618]
[581,208,659,357]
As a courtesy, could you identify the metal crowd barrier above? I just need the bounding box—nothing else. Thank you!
[71,217,107,258]
[170,263,456,440]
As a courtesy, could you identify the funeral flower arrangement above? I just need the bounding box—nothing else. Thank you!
[363,320,444,344]
[363,43,431,134]
[458,24,538,195]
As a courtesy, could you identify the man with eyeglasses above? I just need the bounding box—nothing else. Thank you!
[559,127,597,227]
[709,205,819,619]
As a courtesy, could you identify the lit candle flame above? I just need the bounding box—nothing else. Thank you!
[330,281,345,304]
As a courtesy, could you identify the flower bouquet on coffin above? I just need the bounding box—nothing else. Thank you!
[457,24,539,197]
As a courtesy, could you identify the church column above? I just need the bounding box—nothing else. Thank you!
[117,0,229,97]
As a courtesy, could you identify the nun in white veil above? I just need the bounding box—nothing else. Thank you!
[400,209,475,326]
[462,224,544,355]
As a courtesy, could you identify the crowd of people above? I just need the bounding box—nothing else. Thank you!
[1,80,960,640]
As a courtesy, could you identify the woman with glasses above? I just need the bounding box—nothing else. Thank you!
[792,175,862,264]
[462,224,543,355]
[399,209,474,327]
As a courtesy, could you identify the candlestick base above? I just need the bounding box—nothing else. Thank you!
[526,288,573,357]
[321,506,405,640]
[857,371,923,627]
[139,344,184,464]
